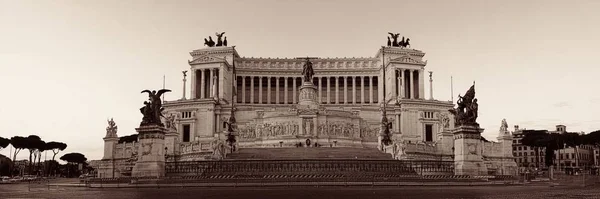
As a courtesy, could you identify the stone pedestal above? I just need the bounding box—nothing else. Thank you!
[437,130,454,156]
[132,124,167,178]
[298,81,319,138]
[497,132,518,176]
[452,125,487,176]
[298,81,318,108]
[164,129,179,158]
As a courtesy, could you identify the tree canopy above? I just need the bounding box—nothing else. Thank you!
[0,136,9,149]
[46,141,68,160]
[521,130,550,148]
[582,130,600,146]
[60,153,87,164]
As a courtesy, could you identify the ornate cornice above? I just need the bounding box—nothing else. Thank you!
[389,55,427,66]
[188,55,227,65]
[190,46,240,58]
[375,47,426,58]
[236,71,380,76]
[236,58,380,71]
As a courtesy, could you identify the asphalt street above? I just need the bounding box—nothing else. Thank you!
[2,184,600,199]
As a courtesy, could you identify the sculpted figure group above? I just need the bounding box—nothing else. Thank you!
[318,122,357,137]
[204,32,228,47]
[139,89,171,126]
[387,32,411,48]
[448,83,479,127]
[238,122,300,138]
[106,118,118,137]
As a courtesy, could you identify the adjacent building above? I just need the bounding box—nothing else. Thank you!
[512,124,598,170]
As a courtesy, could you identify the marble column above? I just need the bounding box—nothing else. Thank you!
[343,76,348,104]
[318,77,322,103]
[398,69,402,99]
[429,71,433,100]
[275,77,279,104]
[241,76,246,103]
[200,69,205,99]
[327,77,331,104]
[250,76,255,104]
[292,77,297,104]
[284,77,288,104]
[396,114,401,134]
[409,70,414,99]
[419,69,425,99]
[352,76,356,104]
[313,117,318,137]
[360,76,365,104]
[335,77,340,104]
[391,70,397,98]
[258,76,263,104]
[190,69,195,99]
[369,76,374,104]
[267,76,271,104]
[209,69,215,98]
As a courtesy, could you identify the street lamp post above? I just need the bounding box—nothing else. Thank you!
[224,46,238,153]
[380,46,392,149]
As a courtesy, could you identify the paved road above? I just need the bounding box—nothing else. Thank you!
[1,184,600,199]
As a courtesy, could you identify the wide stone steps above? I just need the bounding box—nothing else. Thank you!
[226,147,393,160]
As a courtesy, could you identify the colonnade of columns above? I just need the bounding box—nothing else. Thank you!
[192,68,220,99]
[236,76,380,104]
[393,68,421,99]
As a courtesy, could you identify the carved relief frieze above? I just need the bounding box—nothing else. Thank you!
[237,121,299,138]
[303,118,314,135]
[319,121,359,138]
[256,110,264,119]
[138,132,166,140]
[141,143,153,156]
[188,55,227,65]
[453,133,481,140]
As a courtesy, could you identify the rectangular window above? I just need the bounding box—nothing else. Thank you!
[425,124,433,142]
[183,124,191,142]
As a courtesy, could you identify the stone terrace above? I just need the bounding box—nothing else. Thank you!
[225,147,394,160]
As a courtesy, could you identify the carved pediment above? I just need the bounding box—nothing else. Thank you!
[188,55,226,65]
[390,56,426,66]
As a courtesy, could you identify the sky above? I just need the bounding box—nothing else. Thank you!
[1,0,599,162]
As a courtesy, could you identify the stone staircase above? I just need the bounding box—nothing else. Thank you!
[226,147,393,160]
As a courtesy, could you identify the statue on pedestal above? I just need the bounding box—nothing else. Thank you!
[301,58,315,83]
[388,32,400,47]
[499,119,509,135]
[106,118,118,137]
[448,83,479,127]
[140,89,172,126]
[164,114,177,132]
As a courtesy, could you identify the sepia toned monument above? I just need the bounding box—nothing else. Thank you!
[96,33,517,179]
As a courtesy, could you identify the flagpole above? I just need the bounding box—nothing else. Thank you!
[162,75,166,102]
[451,76,454,102]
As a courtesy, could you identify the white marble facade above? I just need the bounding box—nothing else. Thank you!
[162,46,455,151]
[98,45,517,177]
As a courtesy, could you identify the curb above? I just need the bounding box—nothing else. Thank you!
[79,181,522,188]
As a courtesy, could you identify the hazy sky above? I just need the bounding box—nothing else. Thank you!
[1,0,599,161]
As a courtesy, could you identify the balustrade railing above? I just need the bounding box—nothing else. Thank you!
[165,159,454,175]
